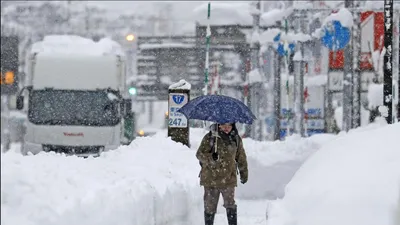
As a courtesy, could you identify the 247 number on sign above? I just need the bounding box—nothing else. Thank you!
[169,118,183,126]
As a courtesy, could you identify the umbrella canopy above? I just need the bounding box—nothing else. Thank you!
[177,94,256,125]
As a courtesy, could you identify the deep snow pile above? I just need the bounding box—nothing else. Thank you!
[266,123,400,225]
[1,128,335,225]
[1,133,202,225]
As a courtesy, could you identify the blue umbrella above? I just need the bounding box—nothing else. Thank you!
[177,95,257,125]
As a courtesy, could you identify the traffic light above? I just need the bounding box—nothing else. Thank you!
[1,35,19,95]
[128,87,137,95]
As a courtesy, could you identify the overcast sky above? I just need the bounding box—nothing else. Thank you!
[87,1,250,20]
[88,1,206,17]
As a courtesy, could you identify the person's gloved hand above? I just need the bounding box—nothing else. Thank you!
[212,152,219,161]
[240,176,248,184]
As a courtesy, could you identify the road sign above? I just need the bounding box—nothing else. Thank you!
[328,11,385,70]
[168,93,189,128]
[321,20,351,50]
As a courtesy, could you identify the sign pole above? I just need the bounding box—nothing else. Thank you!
[383,0,394,124]
[168,80,191,147]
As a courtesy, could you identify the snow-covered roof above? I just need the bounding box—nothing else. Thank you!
[193,2,253,26]
[259,28,281,43]
[30,35,125,57]
[259,29,312,45]
[261,8,293,27]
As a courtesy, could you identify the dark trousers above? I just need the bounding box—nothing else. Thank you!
[204,187,237,214]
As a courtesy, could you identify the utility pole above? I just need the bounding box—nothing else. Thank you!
[249,0,261,140]
[274,22,282,141]
[293,9,306,137]
[264,44,275,140]
[342,0,354,132]
[66,0,71,33]
[394,10,400,122]
[383,0,393,124]
[352,11,362,128]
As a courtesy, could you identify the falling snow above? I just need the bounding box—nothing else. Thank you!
[1,1,400,225]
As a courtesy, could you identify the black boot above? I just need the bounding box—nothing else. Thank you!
[226,208,237,225]
[204,211,215,225]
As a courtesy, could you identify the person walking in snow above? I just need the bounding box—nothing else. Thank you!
[196,123,248,225]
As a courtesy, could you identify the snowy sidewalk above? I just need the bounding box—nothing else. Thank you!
[214,199,268,225]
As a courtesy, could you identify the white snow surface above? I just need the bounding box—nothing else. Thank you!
[1,128,336,225]
[30,35,125,56]
[260,29,311,45]
[260,28,281,44]
[267,122,400,225]
[248,69,263,84]
[323,8,354,28]
[1,133,203,225]
[367,83,383,109]
[260,8,292,27]
[293,51,303,61]
[334,106,372,131]
[168,79,192,90]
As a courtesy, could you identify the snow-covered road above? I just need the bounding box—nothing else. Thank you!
[173,199,268,225]
[214,199,268,225]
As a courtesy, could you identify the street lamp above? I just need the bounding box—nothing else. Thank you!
[126,34,135,42]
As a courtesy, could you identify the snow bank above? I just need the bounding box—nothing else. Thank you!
[1,134,202,225]
[266,123,400,225]
[30,35,125,56]
[2,125,337,225]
